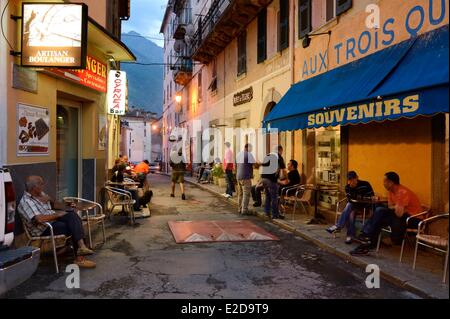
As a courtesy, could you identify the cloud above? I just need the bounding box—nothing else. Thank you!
[121,0,167,47]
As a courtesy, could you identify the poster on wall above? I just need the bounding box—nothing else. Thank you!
[98,114,107,151]
[17,103,50,156]
[21,3,88,68]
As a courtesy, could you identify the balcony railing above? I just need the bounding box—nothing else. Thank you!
[173,8,192,40]
[191,0,272,64]
[172,56,193,86]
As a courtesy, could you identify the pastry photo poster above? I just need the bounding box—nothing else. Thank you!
[17,103,50,156]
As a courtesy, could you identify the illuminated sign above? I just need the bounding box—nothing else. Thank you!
[107,70,127,115]
[47,55,107,92]
[21,3,88,68]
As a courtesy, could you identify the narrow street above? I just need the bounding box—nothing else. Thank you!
[5,174,420,299]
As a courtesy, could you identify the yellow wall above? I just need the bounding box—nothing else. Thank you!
[348,117,432,206]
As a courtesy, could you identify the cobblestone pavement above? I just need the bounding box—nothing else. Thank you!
[4,174,421,299]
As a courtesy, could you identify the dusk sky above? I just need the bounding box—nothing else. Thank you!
[121,0,167,47]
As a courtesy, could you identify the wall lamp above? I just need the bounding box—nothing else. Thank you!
[302,30,332,48]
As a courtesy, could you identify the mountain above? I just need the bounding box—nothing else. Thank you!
[121,31,164,116]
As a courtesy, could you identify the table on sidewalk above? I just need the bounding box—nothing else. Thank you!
[302,185,339,224]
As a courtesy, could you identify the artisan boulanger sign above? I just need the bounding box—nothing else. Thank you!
[21,3,88,68]
[233,87,253,106]
[307,94,420,127]
[107,70,127,115]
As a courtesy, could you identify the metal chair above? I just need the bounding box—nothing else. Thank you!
[376,206,431,261]
[104,186,136,224]
[63,197,106,249]
[278,184,302,216]
[413,213,449,283]
[292,184,314,219]
[18,213,71,274]
[334,196,369,237]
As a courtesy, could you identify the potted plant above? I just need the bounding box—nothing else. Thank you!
[211,164,224,185]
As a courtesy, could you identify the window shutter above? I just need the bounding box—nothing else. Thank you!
[278,0,289,51]
[336,0,352,16]
[237,31,247,76]
[257,8,267,64]
[298,0,311,39]
[198,70,202,103]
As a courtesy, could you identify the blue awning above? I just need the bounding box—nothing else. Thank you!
[263,25,449,132]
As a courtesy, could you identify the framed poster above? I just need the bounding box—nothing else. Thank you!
[17,103,50,156]
[98,114,107,151]
[21,3,88,68]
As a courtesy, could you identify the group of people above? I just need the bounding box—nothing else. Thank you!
[325,171,423,256]
[224,143,301,219]
[111,155,153,212]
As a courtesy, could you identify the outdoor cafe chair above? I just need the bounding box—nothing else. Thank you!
[413,213,449,283]
[104,186,136,225]
[18,213,72,274]
[376,206,431,262]
[292,184,314,219]
[63,197,106,249]
[278,184,302,216]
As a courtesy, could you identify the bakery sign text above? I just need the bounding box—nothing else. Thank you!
[21,3,88,68]
[233,87,253,106]
[107,70,127,115]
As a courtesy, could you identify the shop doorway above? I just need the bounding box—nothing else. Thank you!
[56,104,81,201]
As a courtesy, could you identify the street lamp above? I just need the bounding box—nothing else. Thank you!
[175,94,182,104]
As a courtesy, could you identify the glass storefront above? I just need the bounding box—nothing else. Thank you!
[315,126,341,209]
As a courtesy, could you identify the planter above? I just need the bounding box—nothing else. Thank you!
[218,177,227,187]
[213,176,219,185]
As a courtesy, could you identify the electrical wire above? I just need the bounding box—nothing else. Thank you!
[121,61,202,66]
[1,0,13,50]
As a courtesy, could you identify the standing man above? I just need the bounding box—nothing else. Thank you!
[223,142,235,198]
[260,145,286,219]
[352,172,422,255]
[236,144,256,215]
[170,145,186,200]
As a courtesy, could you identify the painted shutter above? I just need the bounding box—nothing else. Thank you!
[279,0,289,51]
[298,0,311,39]
[257,8,267,64]
[336,0,352,16]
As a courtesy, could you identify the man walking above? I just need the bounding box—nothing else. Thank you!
[169,145,186,200]
[223,142,235,198]
[236,144,256,215]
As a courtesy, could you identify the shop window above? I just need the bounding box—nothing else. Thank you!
[315,126,341,209]
[237,31,247,76]
[257,8,267,64]
[278,0,289,51]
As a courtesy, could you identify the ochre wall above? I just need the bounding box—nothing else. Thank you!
[348,117,432,206]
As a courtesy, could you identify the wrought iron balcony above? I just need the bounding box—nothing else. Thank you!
[173,9,193,40]
[191,0,272,64]
[172,56,193,86]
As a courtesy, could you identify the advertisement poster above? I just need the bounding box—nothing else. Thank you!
[17,104,50,156]
[21,3,88,68]
[98,114,107,150]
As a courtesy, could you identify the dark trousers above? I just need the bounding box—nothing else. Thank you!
[251,185,263,204]
[225,169,235,196]
[197,167,205,182]
[42,211,85,256]
[362,206,421,245]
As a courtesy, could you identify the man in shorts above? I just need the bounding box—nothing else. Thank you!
[170,147,186,200]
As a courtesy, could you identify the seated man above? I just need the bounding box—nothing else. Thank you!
[326,171,374,244]
[278,159,301,194]
[134,160,150,187]
[111,164,147,212]
[352,171,422,255]
[18,176,96,268]
[251,181,264,207]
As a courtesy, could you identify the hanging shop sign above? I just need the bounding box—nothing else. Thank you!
[233,87,253,106]
[46,55,108,92]
[16,103,50,156]
[107,70,127,115]
[21,3,88,68]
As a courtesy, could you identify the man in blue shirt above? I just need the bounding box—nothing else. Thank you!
[236,144,256,215]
